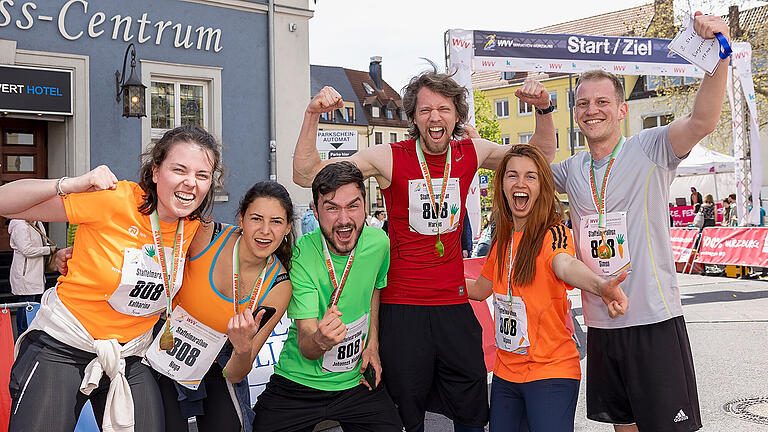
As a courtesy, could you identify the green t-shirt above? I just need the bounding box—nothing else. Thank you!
[273,226,390,391]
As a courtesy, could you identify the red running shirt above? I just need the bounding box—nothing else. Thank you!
[381,139,478,305]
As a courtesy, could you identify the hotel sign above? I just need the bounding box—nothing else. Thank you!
[0,65,73,115]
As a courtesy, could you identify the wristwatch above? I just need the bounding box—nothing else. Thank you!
[535,102,555,115]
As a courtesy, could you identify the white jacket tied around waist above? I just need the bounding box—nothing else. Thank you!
[17,287,154,432]
[8,220,50,295]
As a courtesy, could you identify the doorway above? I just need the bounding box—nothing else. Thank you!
[0,118,48,252]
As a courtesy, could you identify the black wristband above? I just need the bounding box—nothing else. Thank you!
[535,102,555,115]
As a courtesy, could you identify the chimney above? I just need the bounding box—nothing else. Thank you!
[369,56,383,91]
[728,6,743,39]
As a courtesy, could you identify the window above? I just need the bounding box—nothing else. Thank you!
[372,106,380,118]
[376,186,384,207]
[320,111,331,121]
[501,71,515,80]
[518,132,533,144]
[151,80,206,137]
[569,128,586,149]
[643,114,673,129]
[345,107,354,122]
[549,92,558,112]
[495,99,509,118]
[645,76,697,91]
[363,82,375,95]
[386,109,394,119]
[518,98,533,116]
[400,110,407,121]
[375,131,383,145]
[501,135,510,146]
[390,132,398,143]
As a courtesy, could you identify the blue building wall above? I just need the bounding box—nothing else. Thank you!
[0,0,271,222]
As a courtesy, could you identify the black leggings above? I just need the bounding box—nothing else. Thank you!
[158,362,241,432]
[8,330,164,431]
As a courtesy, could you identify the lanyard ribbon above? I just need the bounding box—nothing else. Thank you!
[414,138,452,256]
[506,233,517,310]
[149,211,184,319]
[232,235,270,316]
[589,136,625,230]
[321,235,355,307]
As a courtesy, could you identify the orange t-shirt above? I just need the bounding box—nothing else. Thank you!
[59,181,200,342]
[480,223,580,383]
[174,223,287,334]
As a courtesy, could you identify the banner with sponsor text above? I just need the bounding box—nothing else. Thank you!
[669,204,724,227]
[471,30,704,77]
[669,228,699,263]
[696,227,768,267]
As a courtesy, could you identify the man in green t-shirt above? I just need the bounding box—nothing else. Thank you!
[252,162,402,431]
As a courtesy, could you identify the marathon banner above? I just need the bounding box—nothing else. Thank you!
[669,228,699,262]
[669,204,724,227]
[472,30,705,77]
[696,227,768,267]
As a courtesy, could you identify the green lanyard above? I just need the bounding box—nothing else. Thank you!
[589,136,625,259]
[414,138,451,257]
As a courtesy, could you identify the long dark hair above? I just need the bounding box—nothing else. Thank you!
[138,125,223,221]
[491,145,563,286]
[238,181,295,271]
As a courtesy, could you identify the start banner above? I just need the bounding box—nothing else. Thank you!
[696,227,768,267]
[669,228,699,262]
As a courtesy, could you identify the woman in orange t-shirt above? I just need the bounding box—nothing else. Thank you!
[0,125,221,432]
[467,145,628,432]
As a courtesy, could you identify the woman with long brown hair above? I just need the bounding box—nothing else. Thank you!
[468,144,628,432]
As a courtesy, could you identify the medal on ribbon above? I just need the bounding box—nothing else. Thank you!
[232,235,271,316]
[589,137,625,260]
[414,138,452,257]
[149,211,184,351]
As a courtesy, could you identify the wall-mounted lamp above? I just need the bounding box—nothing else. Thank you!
[115,43,146,118]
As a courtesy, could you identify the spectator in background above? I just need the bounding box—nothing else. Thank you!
[747,195,766,226]
[691,203,704,230]
[8,219,55,335]
[701,194,716,227]
[563,209,573,229]
[301,201,319,235]
[461,211,473,258]
[690,187,703,206]
[370,210,386,229]
[721,198,733,226]
[473,220,495,258]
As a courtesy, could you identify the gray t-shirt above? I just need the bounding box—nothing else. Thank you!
[552,126,684,328]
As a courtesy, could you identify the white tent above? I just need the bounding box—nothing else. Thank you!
[669,144,737,203]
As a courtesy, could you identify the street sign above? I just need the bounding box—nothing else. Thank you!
[316,130,358,160]
[479,174,489,187]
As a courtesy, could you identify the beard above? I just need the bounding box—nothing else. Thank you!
[320,222,364,255]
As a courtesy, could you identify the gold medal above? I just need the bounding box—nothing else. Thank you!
[159,321,174,351]
[597,232,612,259]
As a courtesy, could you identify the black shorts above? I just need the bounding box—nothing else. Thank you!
[251,374,402,432]
[586,316,702,432]
[379,303,489,431]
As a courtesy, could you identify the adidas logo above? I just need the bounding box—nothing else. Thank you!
[673,409,688,423]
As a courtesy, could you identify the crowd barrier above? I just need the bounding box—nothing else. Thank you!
[670,226,768,269]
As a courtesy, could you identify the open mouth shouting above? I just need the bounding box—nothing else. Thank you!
[428,126,445,142]
[335,225,355,243]
[253,237,273,249]
[174,191,196,205]
[512,192,530,212]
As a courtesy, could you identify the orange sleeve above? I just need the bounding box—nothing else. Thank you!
[62,181,132,225]
[480,244,498,283]
[543,223,575,269]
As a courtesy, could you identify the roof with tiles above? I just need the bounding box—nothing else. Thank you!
[344,68,408,128]
[471,4,655,91]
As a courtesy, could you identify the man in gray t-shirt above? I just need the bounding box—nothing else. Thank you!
[547,14,730,432]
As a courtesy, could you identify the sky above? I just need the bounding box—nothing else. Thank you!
[308,0,761,93]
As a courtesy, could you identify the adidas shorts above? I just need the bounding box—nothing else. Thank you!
[586,316,702,432]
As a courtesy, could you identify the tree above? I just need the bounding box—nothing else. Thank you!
[473,89,501,212]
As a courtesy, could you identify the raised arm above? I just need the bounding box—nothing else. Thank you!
[551,253,628,318]
[293,86,392,188]
[668,12,730,158]
[475,79,556,169]
[0,165,118,222]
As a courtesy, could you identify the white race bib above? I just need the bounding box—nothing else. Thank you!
[109,246,184,316]
[493,293,529,354]
[145,305,228,390]
[577,211,631,277]
[322,313,369,373]
[408,178,461,235]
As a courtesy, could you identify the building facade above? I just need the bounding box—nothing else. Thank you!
[0,0,312,255]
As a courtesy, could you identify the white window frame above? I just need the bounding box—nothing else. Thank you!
[518,132,533,144]
[141,60,222,152]
[390,132,398,143]
[518,98,533,116]
[549,91,558,112]
[501,135,510,146]
[495,98,509,118]
[372,106,380,118]
[149,78,209,141]
[642,114,674,129]
[569,127,586,149]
